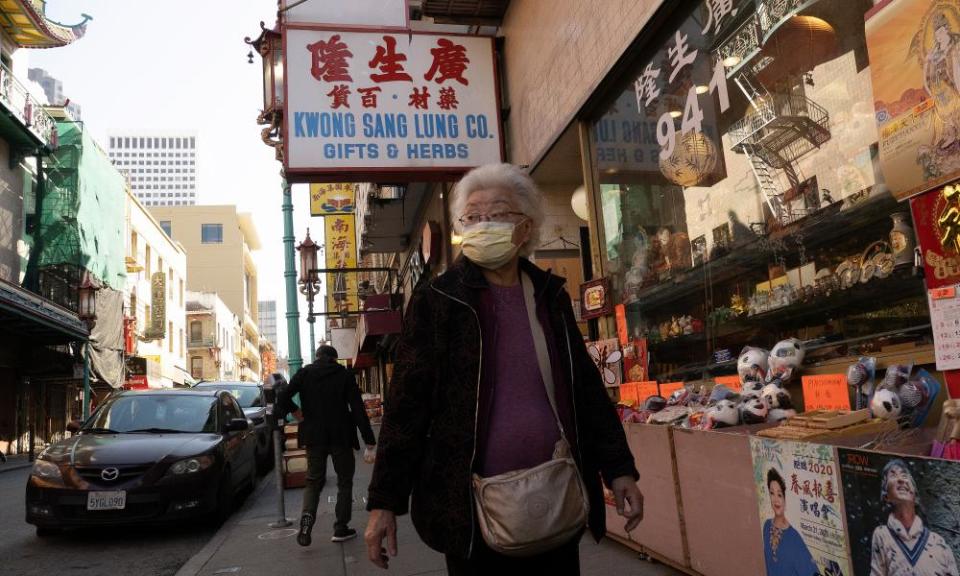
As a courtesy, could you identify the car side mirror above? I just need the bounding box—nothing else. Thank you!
[225,418,249,433]
[67,420,82,433]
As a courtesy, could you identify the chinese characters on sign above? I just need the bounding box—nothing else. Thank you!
[324,214,359,314]
[750,439,851,576]
[310,183,356,216]
[800,374,851,412]
[285,29,502,175]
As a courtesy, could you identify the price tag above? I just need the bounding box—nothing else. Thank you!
[636,381,659,403]
[801,374,850,411]
[714,375,741,392]
[619,382,639,406]
[932,286,957,300]
[659,382,685,398]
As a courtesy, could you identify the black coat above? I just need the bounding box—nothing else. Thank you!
[366,257,638,559]
[285,358,376,450]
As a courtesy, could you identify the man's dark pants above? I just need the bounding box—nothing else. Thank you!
[301,444,355,530]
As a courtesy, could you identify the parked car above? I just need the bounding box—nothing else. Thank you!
[25,389,257,536]
[193,381,273,472]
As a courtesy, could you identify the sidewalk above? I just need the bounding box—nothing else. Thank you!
[175,454,682,576]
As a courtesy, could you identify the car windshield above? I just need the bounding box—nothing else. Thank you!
[196,384,261,408]
[85,395,218,433]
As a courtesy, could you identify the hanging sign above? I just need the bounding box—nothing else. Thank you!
[750,439,851,576]
[801,374,851,412]
[325,214,359,314]
[580,278,613,320]
[866,0,960,201]
[284,28,502,181]
[281,0,407,29]
[310,183,356,215]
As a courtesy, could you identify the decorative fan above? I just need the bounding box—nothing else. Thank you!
[588,341,623,387]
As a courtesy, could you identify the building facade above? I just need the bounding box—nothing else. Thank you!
[149,205,262,381]
[258,299,278,352]
[186,291,240,382]
[125,189,188,388]
[107,131,198,207]
[0,2,93,458]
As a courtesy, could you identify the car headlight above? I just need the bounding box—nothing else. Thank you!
[166,455,214,476]
[31,459,63,482]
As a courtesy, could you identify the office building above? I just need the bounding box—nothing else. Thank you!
[258,300,278,352]
[108,131,198,207]
[27,67,82,120]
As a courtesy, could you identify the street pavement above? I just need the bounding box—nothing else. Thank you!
[0,465,219,576]
[175,453,684,576]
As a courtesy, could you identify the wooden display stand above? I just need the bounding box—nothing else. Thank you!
[282,423,307,488]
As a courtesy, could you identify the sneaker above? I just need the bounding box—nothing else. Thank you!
[331,527,357,542]
[297,513,314,547]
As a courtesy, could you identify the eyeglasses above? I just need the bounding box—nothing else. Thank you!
[458,211,526,226]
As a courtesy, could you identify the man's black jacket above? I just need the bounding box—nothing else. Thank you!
[285,357,376,450]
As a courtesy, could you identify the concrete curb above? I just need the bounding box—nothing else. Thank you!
[174,473,277,576]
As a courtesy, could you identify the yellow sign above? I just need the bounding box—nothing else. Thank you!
[324,214,358,313]
[310,183,356,216]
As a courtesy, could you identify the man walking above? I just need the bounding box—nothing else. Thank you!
[285,345,376,546]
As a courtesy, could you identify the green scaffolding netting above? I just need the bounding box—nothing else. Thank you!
[39,120,126,290]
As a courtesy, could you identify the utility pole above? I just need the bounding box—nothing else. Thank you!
[282,179,303,375]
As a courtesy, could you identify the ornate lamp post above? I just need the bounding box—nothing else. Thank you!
[246,23,303,374]
[297,229,320,363]
[77,273,100,419]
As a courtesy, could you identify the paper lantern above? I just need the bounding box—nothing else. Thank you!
[659,131,718,187]
[756,16,836,85]
[571,186,590,221]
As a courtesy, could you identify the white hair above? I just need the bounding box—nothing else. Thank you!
[451,163,544,256]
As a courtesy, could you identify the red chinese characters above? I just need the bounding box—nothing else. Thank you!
[358,87,382,108]
[327,85,351,109]
[424,38,470,85]
[308,35,353,83]
[409,87,430,110]
[437,87,459,110]
[368,36,412,82]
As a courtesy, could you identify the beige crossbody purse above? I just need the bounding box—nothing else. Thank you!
[471,271,589,557]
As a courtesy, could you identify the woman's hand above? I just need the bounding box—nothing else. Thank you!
[611,476,644,532]
[364,509,398,569]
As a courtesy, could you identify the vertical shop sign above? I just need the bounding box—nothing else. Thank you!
[750,438,851,576]
[284,28,502,179]
[838,448,960,575]
[324,214,359,314]
[866,0,960,201]
[310,183,356,215]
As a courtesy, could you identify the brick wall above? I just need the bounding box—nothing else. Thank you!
[501,0,665,167]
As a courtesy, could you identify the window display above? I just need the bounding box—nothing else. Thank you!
[590,0,932,393]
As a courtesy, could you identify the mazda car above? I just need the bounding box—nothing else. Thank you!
[25,389,257,535]
[193,381,273,472]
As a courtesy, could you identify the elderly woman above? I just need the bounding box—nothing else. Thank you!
[870,459,957,576]
[364,163,642,574]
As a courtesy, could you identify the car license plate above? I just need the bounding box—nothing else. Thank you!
[87,491,126,511]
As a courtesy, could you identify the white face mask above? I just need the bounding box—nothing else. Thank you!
[460,221,521,270]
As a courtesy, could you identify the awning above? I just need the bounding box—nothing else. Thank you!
[421,0,511,24]
[0,278,88,344]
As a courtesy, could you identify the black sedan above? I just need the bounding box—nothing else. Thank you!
[193,381,273,472]
[25,389,257,535]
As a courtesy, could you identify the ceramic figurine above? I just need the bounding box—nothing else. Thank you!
[737,346,769,385]
[889,212,916,267]
[740,397,769,424]
[705,400,741,429]
[669,316,682,338]
[768,338,806,381]
[871,388,903,420]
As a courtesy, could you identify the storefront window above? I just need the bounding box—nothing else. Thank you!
[591,0,930,384]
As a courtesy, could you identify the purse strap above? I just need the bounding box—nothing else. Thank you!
[521,271,566,439]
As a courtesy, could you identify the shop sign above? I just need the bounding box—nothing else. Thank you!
[281,0,408,29]
[750,439,851,576]
[330,327,357,361]
[801,374,851,412]
[866,0,960,201]
[143,272,166,340]
[284,28,502,180]
[310,183,356,215]
[325,214,359,314]
[838,448,960,575]
[580,278,613,320]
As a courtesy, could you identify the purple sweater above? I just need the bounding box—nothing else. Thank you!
[476,283,562,477]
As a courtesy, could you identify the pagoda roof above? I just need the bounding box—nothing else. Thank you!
[0,0,90,48]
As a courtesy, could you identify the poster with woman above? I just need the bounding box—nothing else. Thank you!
[750,438,852,576]
[838,448,960,575]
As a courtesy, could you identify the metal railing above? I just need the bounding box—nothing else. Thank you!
[0,60,57,148]
[188,336,216,347]
[730,93,829,152]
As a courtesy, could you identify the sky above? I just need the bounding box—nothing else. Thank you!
[28,0,321,360]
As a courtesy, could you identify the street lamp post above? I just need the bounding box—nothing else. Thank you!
[77,273,100,419]
[297,229,320,363]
